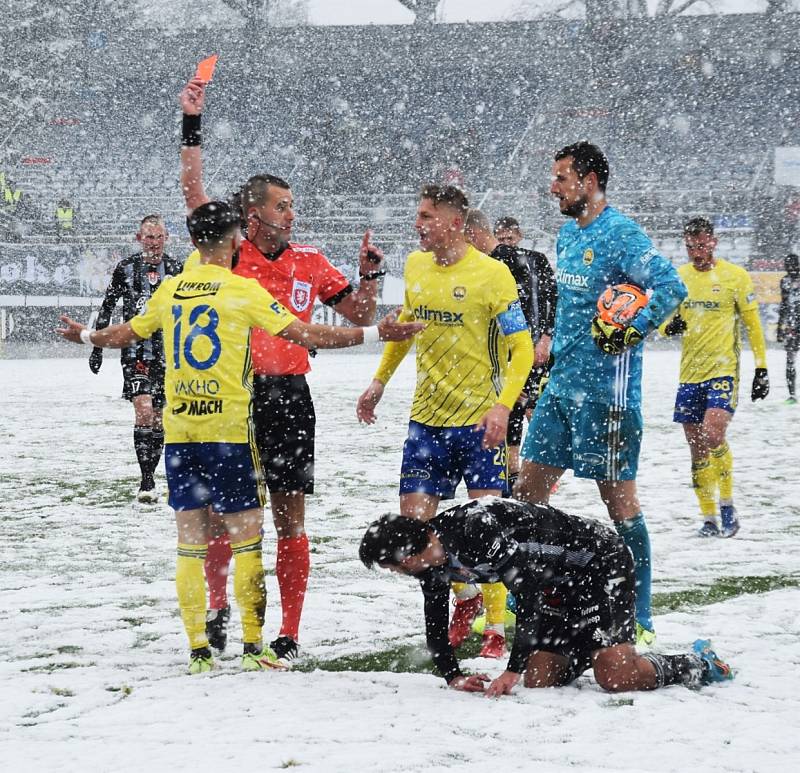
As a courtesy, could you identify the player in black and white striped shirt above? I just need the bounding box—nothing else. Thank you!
[361,497,733,696]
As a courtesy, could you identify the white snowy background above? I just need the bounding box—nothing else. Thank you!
[1,347,798,771]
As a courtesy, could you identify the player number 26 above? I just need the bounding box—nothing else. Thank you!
[171,304,222,371]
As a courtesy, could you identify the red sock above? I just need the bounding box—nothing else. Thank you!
[204,531,232,610]
[276,534,310,641]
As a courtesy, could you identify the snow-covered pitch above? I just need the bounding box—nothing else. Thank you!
[1,349,798,771]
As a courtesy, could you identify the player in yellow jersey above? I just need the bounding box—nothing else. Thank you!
[660,217,769,538]
[357,185,534,659]
[57,201,422,674]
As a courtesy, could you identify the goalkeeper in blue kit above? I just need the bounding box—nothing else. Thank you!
[514,142,687,645]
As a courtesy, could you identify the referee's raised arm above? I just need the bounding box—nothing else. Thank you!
[179,77,211,213]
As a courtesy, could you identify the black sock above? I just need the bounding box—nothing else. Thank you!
[788,353,796,399]
[642,652,706,688]
[133,426,153,485]
[503,472,518,498]
[149,428,164,477]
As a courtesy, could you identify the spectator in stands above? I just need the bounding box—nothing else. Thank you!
[1,173,22,214]
[494,216,524,247]
[89,215,183,502]
[55,198,75,240]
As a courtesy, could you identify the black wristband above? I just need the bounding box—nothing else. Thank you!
[181,113,202,147]
[359,269,386,281]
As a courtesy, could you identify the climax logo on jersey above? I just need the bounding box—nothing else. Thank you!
[291,279,312,312]
[453,285,467,301]
[582,248,594,266]
[685,300,720,310]
[555,267,590,290]
[412,305,464,325]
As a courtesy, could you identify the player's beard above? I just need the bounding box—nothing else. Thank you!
[559,194,589,219]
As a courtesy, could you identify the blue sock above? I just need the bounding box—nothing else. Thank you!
[615,513,653,632]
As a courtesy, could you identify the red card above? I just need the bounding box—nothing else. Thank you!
[194,55,218,82]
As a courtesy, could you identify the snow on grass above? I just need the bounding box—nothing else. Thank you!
[1,348,798,771]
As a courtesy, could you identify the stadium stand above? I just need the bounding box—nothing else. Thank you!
[1,12,799,346]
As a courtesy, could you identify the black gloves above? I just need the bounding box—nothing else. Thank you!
[751,368,769,401]
[89,347,103,374]
[591,317,644,355]
[663,315,687,337]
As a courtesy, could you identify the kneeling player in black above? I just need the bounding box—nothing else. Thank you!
[360,498,733,695]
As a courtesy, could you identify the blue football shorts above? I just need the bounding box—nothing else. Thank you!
[521,391,642,481]
[165,442,266,514]
[672,376,737,424]
[399,421,507,499]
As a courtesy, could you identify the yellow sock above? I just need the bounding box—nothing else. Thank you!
[711,442,734,502]
[691,458,717,518]
[481,582,507,628]
[176,544,208,650]
[231,536,266,645]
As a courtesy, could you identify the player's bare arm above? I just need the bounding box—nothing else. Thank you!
[56,315,142,348]
[278,309,422,351]
[333,229,385,325]
[179,77,211,212]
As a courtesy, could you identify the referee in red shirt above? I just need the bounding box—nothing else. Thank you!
[179,76,386,666]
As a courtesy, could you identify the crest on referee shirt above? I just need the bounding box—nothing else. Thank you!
[582,248,594,266]
[291,279,312,312]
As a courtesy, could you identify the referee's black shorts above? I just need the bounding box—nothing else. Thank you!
[253,374,315,495]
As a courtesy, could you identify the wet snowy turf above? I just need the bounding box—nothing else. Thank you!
[1,349,799,771]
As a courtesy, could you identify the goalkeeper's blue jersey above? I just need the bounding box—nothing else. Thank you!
[548,206,686,408]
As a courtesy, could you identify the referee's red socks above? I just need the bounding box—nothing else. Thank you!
[205,532,232,611]
[276,534,310,641]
